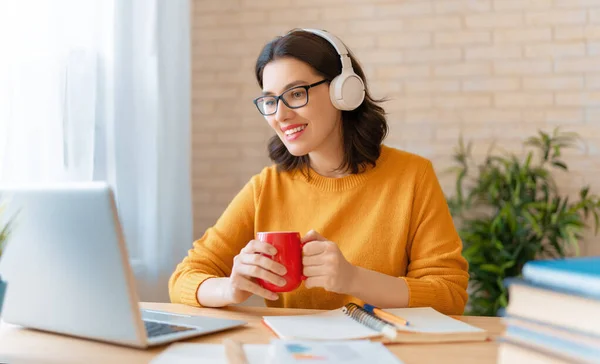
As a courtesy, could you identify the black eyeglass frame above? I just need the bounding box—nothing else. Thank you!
[252,79,329,116]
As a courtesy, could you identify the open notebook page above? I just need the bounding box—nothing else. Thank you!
[262,307,486,341]
[263,309,382,340]
[386,307,487,334]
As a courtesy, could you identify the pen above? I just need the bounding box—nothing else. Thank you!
[363,304,410,327]
[224,338,249,364]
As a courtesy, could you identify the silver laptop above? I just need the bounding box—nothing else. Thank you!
[0,182,246,348]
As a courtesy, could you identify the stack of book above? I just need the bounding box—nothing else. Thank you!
[497,256,600,363]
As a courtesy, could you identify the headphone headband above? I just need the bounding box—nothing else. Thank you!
[288,28,353,71]
[285,28,365,111]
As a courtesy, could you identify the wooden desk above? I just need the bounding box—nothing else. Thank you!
[0,302,504,364]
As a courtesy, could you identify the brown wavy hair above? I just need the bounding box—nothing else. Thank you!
[254,29,388,175]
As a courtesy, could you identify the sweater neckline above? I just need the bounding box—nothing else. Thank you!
[297,145,390,192]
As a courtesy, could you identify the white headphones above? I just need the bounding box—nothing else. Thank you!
[289,28,366,111]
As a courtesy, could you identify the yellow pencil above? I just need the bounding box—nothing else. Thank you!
[363,304,410,327]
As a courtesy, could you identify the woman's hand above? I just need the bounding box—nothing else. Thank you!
[226,240,288,303]
[301,230,357,294]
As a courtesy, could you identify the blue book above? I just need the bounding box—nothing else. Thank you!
[521,256,600,298]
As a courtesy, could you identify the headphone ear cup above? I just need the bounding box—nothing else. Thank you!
[328,72,365,111]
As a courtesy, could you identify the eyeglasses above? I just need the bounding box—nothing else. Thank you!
[253,79,329,116]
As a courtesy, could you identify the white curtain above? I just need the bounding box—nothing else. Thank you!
[0,0,192,302]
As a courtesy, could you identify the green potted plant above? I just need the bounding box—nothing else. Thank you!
[447,128,600,316]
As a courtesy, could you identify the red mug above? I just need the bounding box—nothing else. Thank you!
[256,231,306,293]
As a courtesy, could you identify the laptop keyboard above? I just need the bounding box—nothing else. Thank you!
[144,320,195,338]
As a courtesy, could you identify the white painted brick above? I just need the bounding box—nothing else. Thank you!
[465,13,524,29]
[193,72,217,84]
[216,71,252,84]
[189,128,216,146]
[554,26,600,40]
[193,0,242,12]
[377,33,431,48]
[433,95,492,108]
[321,6,376,20]
[545,108,585,123]
[555,0,600,7]
[195,12,268,27]
[494,60,553,74]
[385,96,432,111]
[434,0,491,14]
[357,50,404,64]
[435,31,491,46]
[289,0,382,6]
[241,0,293,9]
[523,76,584,90]
[391,124,435,141]
[405,79,461,93]
[493,0,553,10]
[586,75,600,89]
[463,77,520,91]
[240,25,294,39]
[215,41,264,56]
[192,99,217,114]
[466,45,522,60]
[194,57,242,71]
[343,35,377,49]
[195,28,244,41]
[459,109,522,124]
[434,63,491,77]
[526,10,587,26]
[556,92,600,106]
[404,48,462,63]
[369,81,403,98]
[555,57,600,72]
[404,16,462,31]
[193,87,239,100]
[495,93,553,107]
[348,20,404,34]
[268,9,320,22]
[216,130,269,144]
[404,110,461,124]
[494,28,552,43]
[591,9,600,23]
[587,42,600,56]
[376,65,431,78]
[525,43,586,58]
[586,109,600,123]
[375,2,433,17]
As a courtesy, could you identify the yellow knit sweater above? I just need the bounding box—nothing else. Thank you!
[169,145,469,315]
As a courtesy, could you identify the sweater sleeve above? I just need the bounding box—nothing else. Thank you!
[168,173,261,307]
[402,160,470,316]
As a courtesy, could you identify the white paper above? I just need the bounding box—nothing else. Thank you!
[271,339,404,364]
[150,340,404,364]
[150,343,273,364]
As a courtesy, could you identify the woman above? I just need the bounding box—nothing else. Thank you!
[169,29,469,315]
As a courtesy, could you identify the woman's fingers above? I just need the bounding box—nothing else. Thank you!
[239,253,287,276]
[230,274,278,301]
[241,240,277,256]
[236,261,287,288]
[302,265,328,277]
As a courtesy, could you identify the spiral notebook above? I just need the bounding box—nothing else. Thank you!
[262,304,489,344]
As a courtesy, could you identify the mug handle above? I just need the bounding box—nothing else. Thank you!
[300,241,307,281]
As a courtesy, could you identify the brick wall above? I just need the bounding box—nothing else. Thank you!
[191,0,600,256]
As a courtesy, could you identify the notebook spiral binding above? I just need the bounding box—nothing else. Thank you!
[342,303,397,340]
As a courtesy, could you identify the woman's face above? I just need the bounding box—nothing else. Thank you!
[259,57,342,157]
